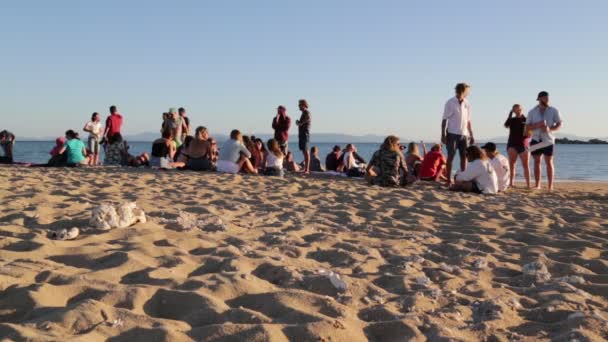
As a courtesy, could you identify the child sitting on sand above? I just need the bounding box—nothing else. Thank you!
[450,145,498,194]
[310,146,325,172]
[419,144,447,182]
[263,139,284,177]
[47,137,67,166]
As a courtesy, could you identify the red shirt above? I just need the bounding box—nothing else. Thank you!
[272,115,291,143]
[105,113,123,137]
[419,150,446,178]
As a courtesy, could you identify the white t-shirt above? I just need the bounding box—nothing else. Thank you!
[455,159,498,194]
[443,96,471,136]
[266,153,284,169]
[85,121,102,140]
[527,105,562,143]
[490,154,510,192]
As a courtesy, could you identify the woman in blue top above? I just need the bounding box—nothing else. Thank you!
[59,130,90,166]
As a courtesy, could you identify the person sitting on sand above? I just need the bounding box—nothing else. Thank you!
[450,145,498,194]
[504,104,531,188]
[104,133,129,166]
[419,144,447,182]
[59,130,90,166]
[366,135,410,187]
[405,142,424,177]
[181,126,215,171]
[284,151,300,172]
[482,142,510,192]
[217,129,257,174]
[47,137,67,166]
[174,135,194,162]
[342,144,366,177]
[263,139,284,177]
[310,146,325,172]
[249,138,266,172]
[150,129,176,168]
[325,145,342,172]
[0,130,15,164]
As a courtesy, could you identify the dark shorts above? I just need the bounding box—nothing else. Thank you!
[186,158,214,171]
[530,140,554,157]
[446,133,469,158]
[298,133,310,152]
[507,144,526,154]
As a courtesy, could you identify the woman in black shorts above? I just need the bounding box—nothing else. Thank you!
[504,104,530,188]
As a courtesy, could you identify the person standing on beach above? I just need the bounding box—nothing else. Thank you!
[179,107,190,142]
[525,91,563,191]
[296,99,311,173]
[272,106,291,154]
[504,104,531,188]
[83,112,102,165]
[0,130,15,163]
[103,105,123,141]
[441,83,474,185]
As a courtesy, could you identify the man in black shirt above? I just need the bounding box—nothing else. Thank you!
[0,130,15,163]
[296,99,312,174]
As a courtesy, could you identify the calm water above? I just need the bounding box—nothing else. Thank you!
[10,141,608,181]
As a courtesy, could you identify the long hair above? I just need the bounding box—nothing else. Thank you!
[466,145,486,162]
[267,139,283,158]
[407,142,419,156]
[381,135,400,152]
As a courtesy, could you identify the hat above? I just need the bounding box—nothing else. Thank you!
[481,142,497,153]
[169,107,177,114]
[537,91,549,100]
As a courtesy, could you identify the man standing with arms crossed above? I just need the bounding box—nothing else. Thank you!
[296,99,311,174]
[441,83,474,185]
[526,91,563,191]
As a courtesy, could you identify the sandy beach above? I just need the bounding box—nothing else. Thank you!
[0,166,606,341]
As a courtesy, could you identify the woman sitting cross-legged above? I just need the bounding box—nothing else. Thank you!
[450,145,498,194]
[217,129,257,174]
[263,139,284,177]
[365,135,411,187]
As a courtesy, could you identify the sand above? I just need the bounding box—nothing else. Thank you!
[0,166,607,341]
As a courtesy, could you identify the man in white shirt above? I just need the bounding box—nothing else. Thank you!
[482,142,510,192]
[441,83,475,186]
[525,91,563,191]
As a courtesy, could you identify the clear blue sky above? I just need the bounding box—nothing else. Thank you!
[1,0,607,140]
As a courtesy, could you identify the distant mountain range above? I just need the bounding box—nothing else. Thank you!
[18,132,608,144]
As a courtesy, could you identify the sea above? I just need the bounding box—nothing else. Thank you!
[9,141,608,182]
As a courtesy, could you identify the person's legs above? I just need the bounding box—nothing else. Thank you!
[450,180,474,192]
[237,156,257,174]
[520,151,531,188]
[445,134,457,185]
[545,154,554,191]
[533,153,542,189]
[458,136,468,172]
[507,147,518,187]
[303,149,310,173]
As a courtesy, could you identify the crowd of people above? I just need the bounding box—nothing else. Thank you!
[0,84,564,193]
